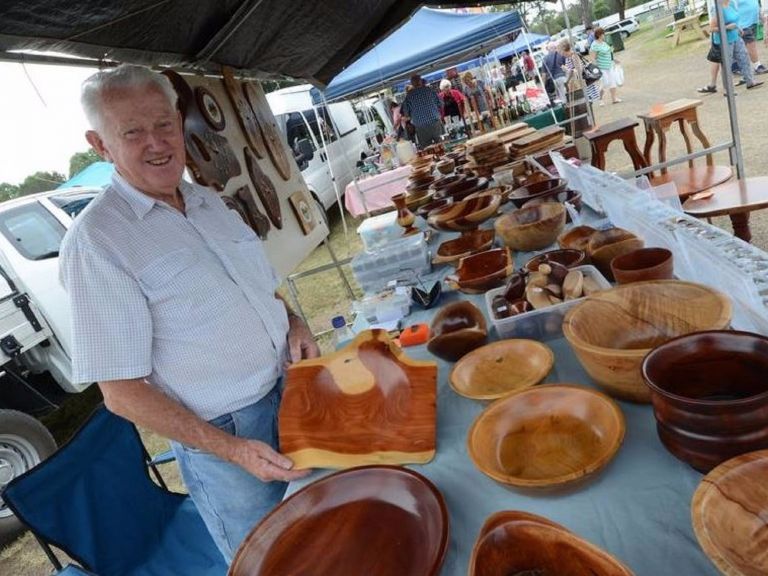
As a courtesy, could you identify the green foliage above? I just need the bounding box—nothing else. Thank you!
[16,171,66,197]
[69,149,102,178]
[593,0,612,19]
[0,182,19,201]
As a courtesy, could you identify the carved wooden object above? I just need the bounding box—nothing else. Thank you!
[495,203,566,252]
[244,81,293,181]
[244,146,282,229]
[221,66,267,159]
[427,301,487,361]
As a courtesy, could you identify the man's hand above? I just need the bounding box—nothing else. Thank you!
[286,314,320,365]
[230,437,311,482]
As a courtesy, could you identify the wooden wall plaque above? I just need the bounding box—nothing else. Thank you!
[244,81,293,181]
[244,147,282,229]
[221,66,267,159]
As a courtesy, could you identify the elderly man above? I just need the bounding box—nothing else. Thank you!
[59,64,317,562]
[543,42,567,103]
[400,74,444,148]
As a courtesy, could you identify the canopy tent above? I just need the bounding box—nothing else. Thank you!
[490,31,549,60]
[58,162,114,189]
[321,7,523,102]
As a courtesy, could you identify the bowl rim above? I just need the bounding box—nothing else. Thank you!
[466,383,626,487]
[641,329,768,406]
[562,280,732,357]
[498,202,566,229]
[524,248,587,272]
[449,339,554,400]
[610,247,673,272]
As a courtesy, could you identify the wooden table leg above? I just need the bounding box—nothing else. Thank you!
[590,142,607,170]
[657,125,668,175]
[623,130,648,171]
[690,120,713,166]
[674,27,681,47]
[642,121,655,169]
[678,119,694,168]
[730,212,752,243]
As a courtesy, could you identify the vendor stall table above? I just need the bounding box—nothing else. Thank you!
[343,165,411,217]
[519,104,565,130]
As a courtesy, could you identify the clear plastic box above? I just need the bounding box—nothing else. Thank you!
[352,287,411,323]
[351,233,431,294]
[357,211,423,252]
[484,265,611,341]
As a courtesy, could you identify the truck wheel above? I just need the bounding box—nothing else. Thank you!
[0,410,56,545]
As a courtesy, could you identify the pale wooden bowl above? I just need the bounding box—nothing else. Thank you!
[469,510,635,576]
[467,384,625,488]
[558,225,598,251]
[692,449,768,576]
[587,228,644,281]
[494,202,566,252]
[563,281,732,403]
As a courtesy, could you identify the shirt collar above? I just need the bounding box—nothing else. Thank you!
[110,171,206,219]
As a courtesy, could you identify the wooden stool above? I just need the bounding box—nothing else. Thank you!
[583,118,648,172]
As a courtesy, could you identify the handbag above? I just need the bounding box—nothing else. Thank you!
[706,41,722,63]
[579,55,603,84]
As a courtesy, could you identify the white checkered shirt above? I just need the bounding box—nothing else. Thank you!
[59,173,289,420]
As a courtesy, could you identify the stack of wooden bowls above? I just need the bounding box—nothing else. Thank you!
[558,226,644,281]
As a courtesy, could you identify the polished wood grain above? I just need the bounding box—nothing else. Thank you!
[611,247,673,285]
[428,301,488,361]
[642,331,768,472]
[563,281,732,403]
[446,247,514,294]
[558,225,598,252]
[584,117,648,172]
[244,146,282,229]
[468,384,625,488]
[434,229,495,265]
[649,165,733,198]
[525,248,587,272]
[279,330,436,469]
[508,178,568,208]
[222,66,267,159]
[450,340,554,400]
[233,185,271,239]
[587,228,644,281]
[243,80,293,181]
[692,450,768,576]
[229,466,449,576]
[469,511,635,576]
[427,190,501,234]
[432,175,489,201]
[495,203,566,252]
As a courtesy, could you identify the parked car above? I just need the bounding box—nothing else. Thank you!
[603,17,640,39]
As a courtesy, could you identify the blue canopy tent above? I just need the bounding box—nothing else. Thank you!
[58,161,114,189]
[321,8,523,102]
[490,31,549,60]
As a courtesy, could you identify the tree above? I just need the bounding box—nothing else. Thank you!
[614,0,627,20]
[16,171,66,196]
[0,183,19,201]
[69,149,102,178]
[578,0,594,27]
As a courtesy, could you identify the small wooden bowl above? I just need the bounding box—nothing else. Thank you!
[427,301,488,362]
[495,203,566,252]
[522,189,583,222]
[430,174,462,192]
[427,191,501,234]
[642,330,768,472]
[469,511,635,576]
[435,158,455,175]
[434,176,487,200]
[450,340,554,400]
[446,248,514,294]
[229,466,449,576]
[417,197,451,220]
[587,229,644,281]
[611,247,674,285]
[558,225,598,251]
[563,281,732,403]
[692,449,768,576]
[524,248,587,272]
[434,229,495,265]
[405,191,433,212]
[467,384,625,488]
[508,178,568,208]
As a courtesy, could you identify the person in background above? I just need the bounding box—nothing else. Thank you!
[438,78,467,122]
[590,27,622,105]
[521,50,537,82]
[561,38,600,105]
[543,41,567,103]
[734,0,767,75]
[401,74,444,148]
[461,71,492,128]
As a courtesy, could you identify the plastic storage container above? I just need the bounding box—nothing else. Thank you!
[357,211,409,252]
[484,265,611,341]
[351,233,431,294]
[352,287,411,324]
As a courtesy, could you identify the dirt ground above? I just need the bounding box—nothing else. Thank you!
[3,19,768,575]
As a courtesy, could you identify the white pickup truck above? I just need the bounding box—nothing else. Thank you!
[0,186,100,543]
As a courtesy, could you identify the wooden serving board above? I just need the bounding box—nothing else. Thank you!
[222,66,268,159]
[510,126,565,150]
[279,330,437,469]
[244,81,293,181]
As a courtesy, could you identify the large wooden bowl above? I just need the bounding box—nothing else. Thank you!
[427,191,501,234]
[642,330,768,472]
[495,203,566,252]
[467,384,625,488]
[434,229,495,265]
[587,228,644,281]
[450,340,554,400]
[229,466,449,576]
[563,281,732,403]
[692,449,768,576]
[508,178,568,208]
[469,511,634,576]
[559,225,598,251]
[446,247,514,294]
[427,301,488,362]
[279,330,436,469]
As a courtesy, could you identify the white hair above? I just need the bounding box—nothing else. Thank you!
[439,79,452,91]
[81,64,178,131]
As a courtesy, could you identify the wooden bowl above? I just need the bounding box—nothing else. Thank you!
[558,225,598,251]
[430,174,462,192]
[508,178,568,208]
[524,248,587,272]
[692,449,768,576]
[563,281,732,403]
[610,247,674,285]
[405,191,433,212]
[642,330,768,472]
[467,384,625,488]
[450,340,554,400]
[495,203,566,252]
[279,330,437,469]
[587,228,644,281]
[522,189,583,222]
[434,229,495,265]
[435,158,455,175]
[417,197,451,220]
[427,191,501,234]
[446,248,514,294]
[434,176,488,200]
[229,466,449,576]
[427,301,488,362]
[469,511,635,576]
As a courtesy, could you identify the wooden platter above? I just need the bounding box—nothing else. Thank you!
[446,247,514,294]
[278,330,437,469]
[229,466,449,576]
[450,340,554,400]
[244,80,293,181]
[467,384,625,488]
[692,449,768,576]
[244,146,282,229]
[469,511,634,576]
[221,66,267,159]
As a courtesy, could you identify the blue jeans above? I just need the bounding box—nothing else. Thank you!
[170,384,287,563]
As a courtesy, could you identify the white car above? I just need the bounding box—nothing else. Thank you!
[603,17,640,39]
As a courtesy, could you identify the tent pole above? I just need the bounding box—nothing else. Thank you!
[559,0,594,128]
[714,0,744,178]
[312,100,350,236]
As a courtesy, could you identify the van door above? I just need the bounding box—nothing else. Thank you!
[310,105,352,208]
[279,110,334,208]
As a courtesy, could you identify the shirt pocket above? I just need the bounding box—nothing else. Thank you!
[137,248,199,289]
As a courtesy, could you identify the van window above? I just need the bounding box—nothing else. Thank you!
[305,107,338,144]
[284,112,316,151]
[0,202,66,260]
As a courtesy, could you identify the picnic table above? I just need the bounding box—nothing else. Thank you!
[672,13,709,46]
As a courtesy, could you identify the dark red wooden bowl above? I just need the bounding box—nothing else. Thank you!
[642,330,768,472]
[508,178,568,208]
[524,248,587,272]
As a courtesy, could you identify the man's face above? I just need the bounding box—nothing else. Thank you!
[86,85,185,200]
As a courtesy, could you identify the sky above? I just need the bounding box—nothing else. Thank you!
[0,61,95,185]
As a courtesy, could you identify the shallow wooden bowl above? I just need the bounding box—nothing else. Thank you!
[558,225,598,251]
[447,248,514,294]
[508,178,568,208]
[279,329,437,469]
[427,301,488,362]
[450,340,554,400]
[430,174,462,192]
[434,175,486,200]
[435,158,455,175]
[524,248,587,272]
[495,203,566,252]
[427,191,501,233]
[563,281,732,403]
[406,191,433,212]
[467,384,625,488]
[434,229,495,265]
[611,247,674,285]
[417,197,451,220]
[587,229,644,281]
[469,511,635,576]
[229,466,449,576]
[642,330,768,472]
[523,189,583,221]
[692,449,768,576]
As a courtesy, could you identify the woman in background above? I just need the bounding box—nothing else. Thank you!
[589,27,622,105]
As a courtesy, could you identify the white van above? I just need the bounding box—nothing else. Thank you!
[266,85,390,212]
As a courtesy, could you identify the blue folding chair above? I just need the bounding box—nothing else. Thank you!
[4,405,227,575]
